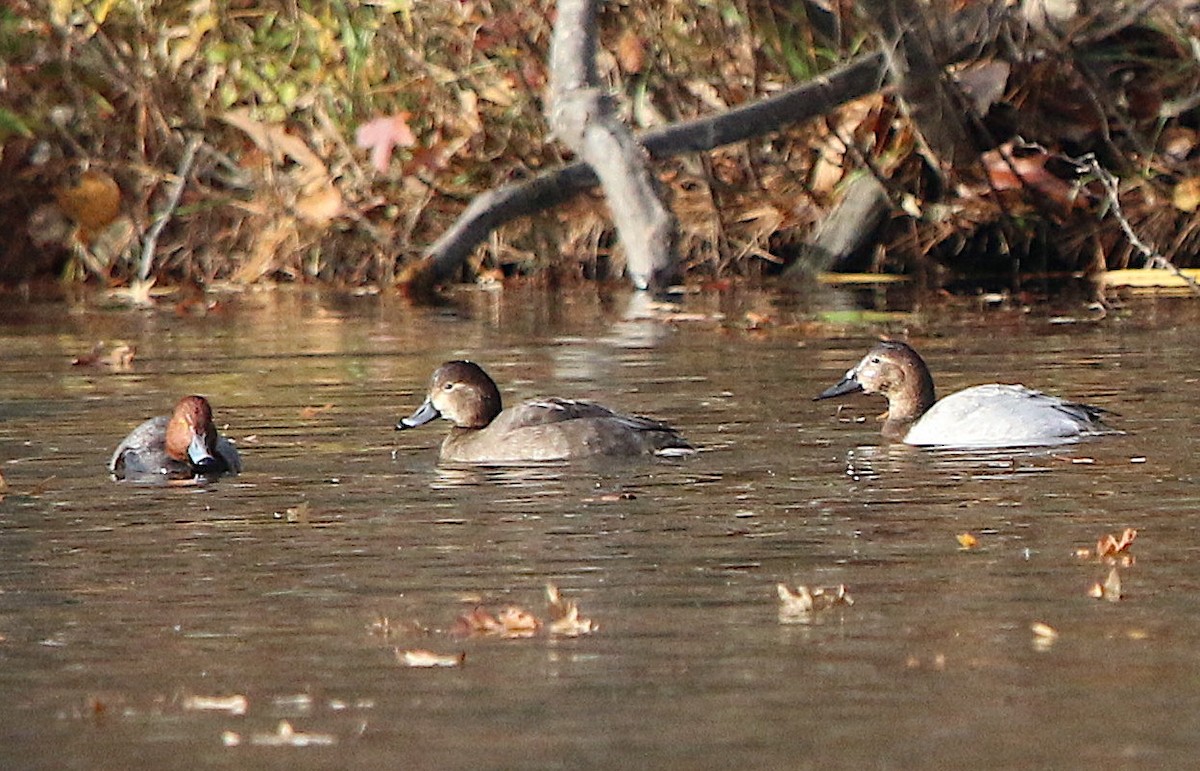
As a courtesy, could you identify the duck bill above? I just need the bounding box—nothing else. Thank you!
[397,398,441,430]
[815,374,864,401]
[187,432,219,472]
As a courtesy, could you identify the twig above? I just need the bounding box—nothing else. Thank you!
[139,133,202,282]
[1081,153,1200,296]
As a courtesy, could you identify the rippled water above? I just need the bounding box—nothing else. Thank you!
[2,286,1200,768]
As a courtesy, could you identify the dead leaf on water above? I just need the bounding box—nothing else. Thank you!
[546,583,596,637]
[299,404,334,419]
[276,501,311,524]
[449,584,595,639]
[452,606,541,638]
[72,341,136,370]
[397,649,465,668]
[106,279,160,307]
[1096,528,1137,559]
[956,533,980,550]
[776,582,853,623]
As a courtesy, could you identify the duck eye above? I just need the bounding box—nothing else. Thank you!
[442,382,455,391]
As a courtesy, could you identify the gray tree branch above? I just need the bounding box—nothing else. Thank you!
[405,51,888,290]
[546,0,676,290]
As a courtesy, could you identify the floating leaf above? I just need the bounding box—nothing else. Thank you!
[72,341,135,370]
[397,649,465,668]
[494,606,541,637]
[452,606,539,638]
[106,279,160,307]
[546,583,596,637]
[279,501,311,524]
[449,585,594,638]
[776,582,853,623]
[956,533,979,550]
[1096,528,1137,558]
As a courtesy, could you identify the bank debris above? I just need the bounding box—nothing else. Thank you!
[8,2,1200,293]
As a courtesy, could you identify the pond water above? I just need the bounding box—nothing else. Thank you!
[2,284,1200,768]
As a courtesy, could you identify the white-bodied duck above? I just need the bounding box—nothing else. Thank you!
[816,341,1112,448]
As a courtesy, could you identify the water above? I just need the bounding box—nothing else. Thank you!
[2,286,1199,768]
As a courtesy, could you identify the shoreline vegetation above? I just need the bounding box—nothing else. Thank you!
[3,1,1200,300]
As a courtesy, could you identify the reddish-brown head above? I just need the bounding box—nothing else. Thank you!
[164,395,219,470]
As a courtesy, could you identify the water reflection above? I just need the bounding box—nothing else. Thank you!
[2,288,1200,767]
[840,442,1094,481]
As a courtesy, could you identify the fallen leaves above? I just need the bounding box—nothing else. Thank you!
[956,532,980,550]
[776,583,853,623]
[1078,528,1137,602]
[452,605,542,639]
[217,108,345,283]
[275,501,312,524]
[71,341,136,370]
[978,143,1092,213]
[451,584,596,640]
[545,583,596,637]
[1095,528,1137,563]
[392,584,596,670]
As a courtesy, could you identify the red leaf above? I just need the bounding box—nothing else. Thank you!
[355,113,417,173]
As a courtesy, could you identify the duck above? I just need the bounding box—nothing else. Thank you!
[815,340,1111,448]
[110,395,242,480]
[396,360,693,463]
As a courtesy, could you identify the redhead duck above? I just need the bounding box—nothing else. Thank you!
[397,360,693,463]
[816,341,1111,448]
[110,395,242,480]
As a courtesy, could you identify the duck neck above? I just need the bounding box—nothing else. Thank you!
[883,370,936,439]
